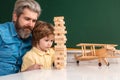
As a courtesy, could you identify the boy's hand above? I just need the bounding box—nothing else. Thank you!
[25,64,43,71]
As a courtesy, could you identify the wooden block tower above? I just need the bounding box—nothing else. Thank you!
[53,16,67,69]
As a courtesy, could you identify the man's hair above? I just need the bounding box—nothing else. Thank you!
[13,0,41,18]
[32,21,54,46]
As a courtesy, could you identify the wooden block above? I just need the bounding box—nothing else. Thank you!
[55,51,67,56]
[55,36,67,43]
[54,56,66,61]
[54,22,65,27]
[55,35,66,41]
[54,26,66,31]
[54,34,66,37]
[54,16,64,21]
[55,41,67,45]
[54,30,67,34]
[54,61,67,66]
[54,45,67,51]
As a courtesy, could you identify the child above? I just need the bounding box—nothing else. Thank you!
[21,21,55,71]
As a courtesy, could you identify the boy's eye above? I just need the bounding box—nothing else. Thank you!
[51,40,54,42]
[45,40,49,41]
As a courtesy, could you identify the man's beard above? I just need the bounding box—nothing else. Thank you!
[17,28,32,39]
[15,21,32,39]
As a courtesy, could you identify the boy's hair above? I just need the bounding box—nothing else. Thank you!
[13,0,41,18]
[32,21,54,46]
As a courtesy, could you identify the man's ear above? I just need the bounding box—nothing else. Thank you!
[12,13,17,22]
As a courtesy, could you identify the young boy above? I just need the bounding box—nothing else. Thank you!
[21,21,55,71]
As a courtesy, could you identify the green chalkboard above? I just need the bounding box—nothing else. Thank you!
[1,0,120,49]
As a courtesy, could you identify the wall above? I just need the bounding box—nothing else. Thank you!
[1,0,120,48]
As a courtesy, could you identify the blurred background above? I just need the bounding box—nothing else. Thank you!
[1,0,120,48]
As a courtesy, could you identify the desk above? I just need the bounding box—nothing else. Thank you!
[1,61,120,80]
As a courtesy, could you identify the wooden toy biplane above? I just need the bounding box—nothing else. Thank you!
[74,43,120,66]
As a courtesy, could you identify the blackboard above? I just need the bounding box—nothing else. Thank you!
[1,0,120,49]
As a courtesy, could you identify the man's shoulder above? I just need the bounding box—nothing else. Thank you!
[0,22,13,30]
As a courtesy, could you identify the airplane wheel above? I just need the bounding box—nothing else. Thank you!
[98,62,102,66]
[76,60,79,64]
[107,62,110,66]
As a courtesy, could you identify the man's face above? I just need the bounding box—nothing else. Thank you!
[14,8,38,39]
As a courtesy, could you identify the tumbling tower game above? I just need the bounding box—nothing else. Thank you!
[53,16,67,69]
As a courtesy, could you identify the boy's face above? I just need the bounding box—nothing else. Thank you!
[37,35,54,51]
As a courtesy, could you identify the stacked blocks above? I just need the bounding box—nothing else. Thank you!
[53,16,67,69]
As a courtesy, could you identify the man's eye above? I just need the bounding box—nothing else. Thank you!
[25,18,30,20]
[33,20,37,23]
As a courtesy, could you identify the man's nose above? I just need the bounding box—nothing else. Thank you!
[28,20,34,27]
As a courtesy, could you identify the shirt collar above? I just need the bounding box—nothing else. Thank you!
[32,47,51,56]
[10,22,17,37]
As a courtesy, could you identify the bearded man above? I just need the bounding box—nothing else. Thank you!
[0,0,41,76]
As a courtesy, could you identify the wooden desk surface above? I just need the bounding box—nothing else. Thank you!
[1,62,120,80]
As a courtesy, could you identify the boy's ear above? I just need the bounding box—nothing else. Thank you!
[12,13,17,22]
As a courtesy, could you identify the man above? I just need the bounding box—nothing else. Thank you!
[0,0,41,76]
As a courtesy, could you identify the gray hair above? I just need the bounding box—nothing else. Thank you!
[13,0,41,18]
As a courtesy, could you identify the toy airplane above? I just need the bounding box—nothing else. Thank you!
[74,43,120,66]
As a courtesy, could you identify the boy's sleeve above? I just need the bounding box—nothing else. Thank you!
[21,54,35,71]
